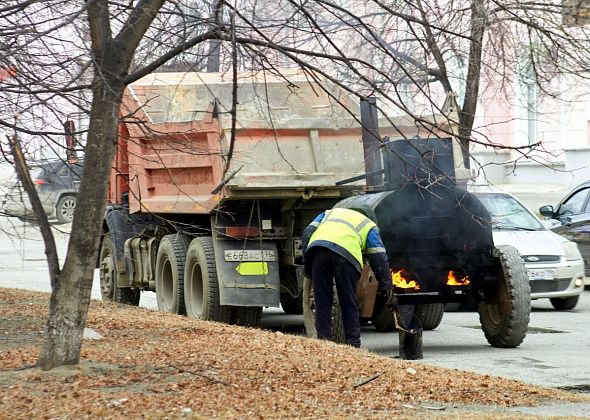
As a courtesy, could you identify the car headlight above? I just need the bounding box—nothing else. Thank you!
[564,241,583,261]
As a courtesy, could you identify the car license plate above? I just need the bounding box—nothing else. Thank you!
[224,249,276,262]
[527,268,557,281]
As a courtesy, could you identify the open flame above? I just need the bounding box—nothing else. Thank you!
[391,270,420,290]
[447,270,470,286]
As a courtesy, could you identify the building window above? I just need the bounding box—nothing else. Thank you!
[398,82,415,113]
[518,58,537,146]
[526,78,537,145]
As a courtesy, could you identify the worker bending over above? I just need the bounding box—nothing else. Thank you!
[302,207,397,348]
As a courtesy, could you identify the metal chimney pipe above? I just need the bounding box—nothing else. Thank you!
[360,97,383,188]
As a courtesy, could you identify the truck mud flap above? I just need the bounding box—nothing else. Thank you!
[212,233,280,307]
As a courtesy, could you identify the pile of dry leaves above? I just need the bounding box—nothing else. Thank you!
[0,288,585,418]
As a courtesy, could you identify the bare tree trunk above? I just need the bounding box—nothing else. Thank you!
[207,0,224,72]
[36,0,166,370]
[37,79,123,369]
[459,0,486,168]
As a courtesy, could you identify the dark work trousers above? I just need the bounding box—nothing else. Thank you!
[309,247,361,348]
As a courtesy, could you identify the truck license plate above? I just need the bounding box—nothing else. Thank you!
[224,249,276,262]
[526,268,557,281]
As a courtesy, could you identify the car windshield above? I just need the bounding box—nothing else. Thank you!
[475,192,544,231]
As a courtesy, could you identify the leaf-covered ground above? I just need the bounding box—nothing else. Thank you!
[0,288,585,419]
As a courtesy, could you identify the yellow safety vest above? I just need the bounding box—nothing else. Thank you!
[308,208,376,268]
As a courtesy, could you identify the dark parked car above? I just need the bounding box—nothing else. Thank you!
[540,180,590,282]
[2,159,83,224]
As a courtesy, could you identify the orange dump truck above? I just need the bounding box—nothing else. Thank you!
[98,70,447,326]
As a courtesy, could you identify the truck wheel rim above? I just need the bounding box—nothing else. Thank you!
[100,256,115,299]
[187,263,204,317]
[159,256,174,310]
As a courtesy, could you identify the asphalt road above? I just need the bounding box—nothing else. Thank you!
[1,217,589,391]
[261,297,590,390]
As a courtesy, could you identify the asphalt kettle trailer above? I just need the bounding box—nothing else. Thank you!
[303,136,531,350]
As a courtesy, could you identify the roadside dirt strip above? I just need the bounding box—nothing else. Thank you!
[0,288,586,419]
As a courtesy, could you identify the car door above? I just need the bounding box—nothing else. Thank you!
[552,186,590,275]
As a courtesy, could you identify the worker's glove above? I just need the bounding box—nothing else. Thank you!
[384,288,399,311]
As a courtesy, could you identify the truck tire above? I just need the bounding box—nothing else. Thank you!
[280,293,303,314]
[444,302,462,312]
[99,233,140,306]
[550,296,579,310]
[116,287,140,306]
[55,195,76,224]
[155,234,191,315]
[280,266,303,314]
[478,245,530,348]
[231,307,262,327]
[184,237,231,323]
[99,233,117,302]
[302,275,346,344]
[415,303,444,330]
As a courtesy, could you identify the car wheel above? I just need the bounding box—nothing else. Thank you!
[550,295,579,310]
[56,195,76,224]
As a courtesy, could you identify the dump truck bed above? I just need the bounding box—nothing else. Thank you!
[112,70,451,214]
